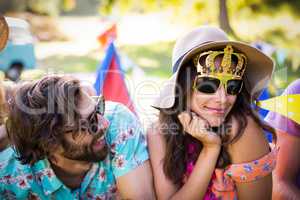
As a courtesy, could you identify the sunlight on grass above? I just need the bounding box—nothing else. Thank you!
[120,41,174,78]
[137,57,161,68]
[39,55,99,73]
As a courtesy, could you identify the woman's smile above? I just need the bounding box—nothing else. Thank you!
[203,106,227,115]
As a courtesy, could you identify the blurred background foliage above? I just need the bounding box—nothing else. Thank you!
[0,0,75,16]
[99,0,300,91]
[1,0,299,92]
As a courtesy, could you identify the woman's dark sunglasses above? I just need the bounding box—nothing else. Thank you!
[193,76,243,95]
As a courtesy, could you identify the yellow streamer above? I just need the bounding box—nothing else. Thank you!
[257,94,300,124]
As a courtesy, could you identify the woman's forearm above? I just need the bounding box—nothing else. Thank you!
[169,146,220,200]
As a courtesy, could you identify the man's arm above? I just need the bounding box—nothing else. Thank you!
[106,103,155,199]
[116,160,156,199]
[273,130,300,200]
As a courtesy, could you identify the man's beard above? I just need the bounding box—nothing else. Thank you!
[61,129,109,162]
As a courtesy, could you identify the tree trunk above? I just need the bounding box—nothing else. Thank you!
[219,0,240,39]
[0,0,27,13]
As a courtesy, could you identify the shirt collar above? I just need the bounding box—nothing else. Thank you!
[80,162,99,194]
[32,159,100,196]
[32,159,63,195]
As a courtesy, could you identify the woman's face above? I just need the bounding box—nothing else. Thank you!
[188,55,239,127]
[189,84,237,127]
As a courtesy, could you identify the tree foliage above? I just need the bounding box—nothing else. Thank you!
[98,0,300,20]
[0,0,76,16]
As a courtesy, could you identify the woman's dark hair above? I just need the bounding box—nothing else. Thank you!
[6,75,83,165]
[159,59,275,186]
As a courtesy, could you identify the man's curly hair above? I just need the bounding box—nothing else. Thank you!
[6,75,83,165]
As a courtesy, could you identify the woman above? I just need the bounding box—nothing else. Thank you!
[265,79,300,199]
[148,26,277,200]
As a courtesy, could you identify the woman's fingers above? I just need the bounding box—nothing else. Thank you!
[178,112,209,136]
[178,112,221,146]
[178,112,191,132]
[191,113,210,133]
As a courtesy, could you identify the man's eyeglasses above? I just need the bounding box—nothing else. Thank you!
[90,95,105,117]
[65,95,106,135]
[193,76,243,96]
[82,95,105,134]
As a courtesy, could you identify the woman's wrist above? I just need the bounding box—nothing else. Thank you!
[202,145,221,154]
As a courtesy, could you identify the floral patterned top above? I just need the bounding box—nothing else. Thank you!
[0,102,149,200]
[183,143,278,200]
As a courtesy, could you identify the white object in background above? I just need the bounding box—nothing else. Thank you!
[120,53,137,72]
[252,41,276,57]
[5,17,34,45]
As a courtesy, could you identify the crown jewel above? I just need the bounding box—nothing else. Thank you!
[193,45,247,78]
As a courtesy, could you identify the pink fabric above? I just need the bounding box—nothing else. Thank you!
[183,143,277,200]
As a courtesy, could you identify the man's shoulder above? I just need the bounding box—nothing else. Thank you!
[0,147,31,178]
[105,101,133,117]
[0,147,18,175]
[104,101,145,148]
[0,148,45,198]
[105,101,138,127]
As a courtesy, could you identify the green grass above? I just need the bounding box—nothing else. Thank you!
[36,11,300,90]
[120,41,174,78]
[36,41,175,78]
[36,39,299,94]
[39,55,99,73]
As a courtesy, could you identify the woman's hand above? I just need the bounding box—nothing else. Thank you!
[178,111,221,149]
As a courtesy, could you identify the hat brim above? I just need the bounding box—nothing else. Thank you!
[152,40,274,109]
[0,16,9,51]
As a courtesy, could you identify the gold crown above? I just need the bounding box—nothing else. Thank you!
[193,45,247,78]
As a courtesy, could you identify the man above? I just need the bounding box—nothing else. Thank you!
[0,75,155,199]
